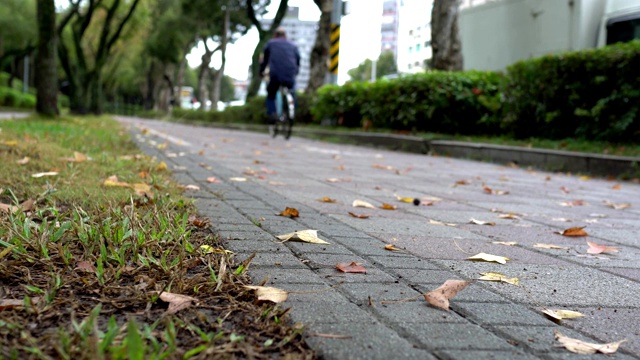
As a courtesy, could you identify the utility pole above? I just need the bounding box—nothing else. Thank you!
[329,0,343,84]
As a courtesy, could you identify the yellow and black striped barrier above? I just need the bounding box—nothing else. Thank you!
[329,23,340,75]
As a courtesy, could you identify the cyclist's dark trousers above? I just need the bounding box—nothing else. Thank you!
[266,79,295,120]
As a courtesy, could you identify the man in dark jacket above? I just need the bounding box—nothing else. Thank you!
[260,27,300,122]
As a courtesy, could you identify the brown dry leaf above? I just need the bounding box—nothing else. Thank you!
[384,244,402,251]
[469,218,496,226]
[103,175,130,187]
[318,197,337,203]
[154,161,168,171]
[188,214,209,228]
[542,309,585,320]
[244,285,289,303]
[423,280,471,310]
[74,260,95,273]
[0,199,34,214]
[612,184,621,190]
[491,241,517,246]
[326,177,351,183]
[16,157,30,165]
[158,292,198,314]
[603,200,631,210]
[132,183,152,196]
[0,297,39,311]
[483,186,509,195]
[276,230,329,244]
[199,245,233,255]
[62,151,88,163]
[206,177,221,183]
[557,226,588,237]
[534,243,569,250]
[498,213,520,220]
[277,207,300,218]
[560,186,571,194]
[336,262,367,273]
[348,212,370,219]
[32,171,59,178]
[586,241,619,254]
[554,330,626,355]
[468,253,509,264]
[478,272,520,286]
[560,200,586,207]
[379,203,397,210]
[371,164,396,171]
[352,199,375,209]
[453,179,470,186]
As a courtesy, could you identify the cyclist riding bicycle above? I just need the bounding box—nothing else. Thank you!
[259,27,301,124]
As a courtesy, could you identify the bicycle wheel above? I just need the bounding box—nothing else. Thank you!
[270,90,283,138]
[281,89,294,140]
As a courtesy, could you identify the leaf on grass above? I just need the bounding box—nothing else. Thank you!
[158,292,198,314]
[542,309,585,320]
[469,218,496,226]
[348,212,370,219]
[478,272,519,285]
[554,330,626,355]
[560,200,585,207]
[154,161,168,171]
[62,151,88,163]
[352,200,375,209]
[491,241,517,246]
[336,262,367,273]
[188,214,209,227]
[586,241,619,254]
[132,183,152,196]
[0,297,39,311]
[384,244,402,251]
[277,207,299,218]
[74,260,95,273]
[103,175,130,187]
[318,197,337,203]
[379,203,397,210]
[199,245,233,255]
[603,201,631,210]
[534,243,569,250]
[556,226,588,237]
[0,199,34,214]
[423,280,470,310]
[244,285,289,303]
[206,177,221,183]
[32,171,58,178]
[276,230,329,244]
[16,157,30,165]
[468,253,509,264]
[484,186,509,195]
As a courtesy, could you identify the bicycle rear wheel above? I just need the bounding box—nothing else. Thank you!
[281,89,294,140]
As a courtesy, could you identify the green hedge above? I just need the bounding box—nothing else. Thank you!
[312,71,503,134]
[502,40,640,141]
[0,87,36,108]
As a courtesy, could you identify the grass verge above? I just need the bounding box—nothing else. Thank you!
[0,115,313,359]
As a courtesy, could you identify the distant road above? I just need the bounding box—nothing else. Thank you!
[0,112,30,119]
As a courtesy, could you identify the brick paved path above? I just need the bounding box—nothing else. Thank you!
[117,117,640,360]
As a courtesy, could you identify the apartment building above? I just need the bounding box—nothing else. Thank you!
[396,0,434,74]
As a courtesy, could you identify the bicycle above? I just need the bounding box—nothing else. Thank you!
[269,85,295,140]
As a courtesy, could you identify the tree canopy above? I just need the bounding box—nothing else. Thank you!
[347,51,397,82]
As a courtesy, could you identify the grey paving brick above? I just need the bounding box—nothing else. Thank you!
[452,302,552,326]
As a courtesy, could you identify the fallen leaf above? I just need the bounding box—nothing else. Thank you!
[560,200,585,207]
[154,161,168,171]
[542,309,585,320]
[32,171,58,178]
[16,157,30,165]
[579,175,591,181]
[352,200,375,209]
[498,214,520,220]
[491,241,517,246]
[612,184,621,190]
[199,245,233,255]
[244,285,289,303]
[586,241,619,254]
[62,151,88,163]
[603,200,631,210]
[371,164,396,171]
[103,175,130,187]
[277,207,299,218]
[1,140,18,146]
[428,219,457,227]
[468,253,509,264]
[132,183,152,196]
[348,212,370,219]
[560,186,571,194]
[229,177,247,182]
[74,260,96,273]
[469,218,496,226]
[556,226,588,237]
[0,297,39,311]
[552,218,572,222]
[206,177,221,183]
[326,177,351,183]
[0,199,34,214]
[453,179,470,186]
[157,143,168,149]
[276,230,329,244]
[534,243,569,250]
[379,203,397,210]
[484,186,509,195]
[158,292,198,314]
[554,330,625,355]
[384,244,402,251]
[318,197,337,203]
[478,272,520,285]
[395,195,414,203]
[183,184,200,191]
[336,262,367,273]
[423,280,471,310]
[188,214,208,227]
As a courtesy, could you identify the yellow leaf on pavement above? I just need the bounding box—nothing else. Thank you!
[478,272,519,285]
[395,195,414,203]
[352,199,375,209]
[534,243,569,250]
[384,244,402,251]
[554,330,625,355]
[318,197,337,203]
[244,285,289,303]
[543,309,585,320]
[379,203,397,210]
[468,253,509,264]
[277,207,300,218]
[276,230,329,244]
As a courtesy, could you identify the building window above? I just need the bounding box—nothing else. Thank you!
[408,63,412,69]
[414,61,420,67]
[408,46,413,53]
[416,44,421,52]
[409,29,413,35]
[424,40,431,47]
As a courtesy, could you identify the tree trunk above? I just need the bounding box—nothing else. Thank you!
[305,0,332,94]
[431,0,463,71]
[197,40,214,111]
[144,60,157,111]
[36,0,59,116]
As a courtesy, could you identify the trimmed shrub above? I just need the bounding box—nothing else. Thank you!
[0,87,36,109]
[502,40,640,141]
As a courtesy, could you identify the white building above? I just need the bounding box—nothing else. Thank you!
[397,0,434,74]
[381,0,400,59]
[261,7,318,91]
